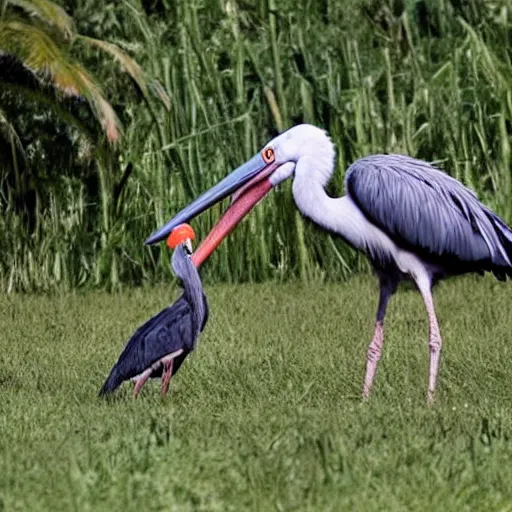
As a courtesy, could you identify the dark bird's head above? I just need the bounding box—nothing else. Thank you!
[166,224,199,284]
[167,223,195,254]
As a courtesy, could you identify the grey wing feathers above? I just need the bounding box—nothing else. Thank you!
[346,155,512,275]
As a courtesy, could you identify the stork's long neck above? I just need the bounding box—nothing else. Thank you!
[291,157,369,251]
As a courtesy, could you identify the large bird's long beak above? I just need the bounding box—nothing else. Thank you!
[191,176,273,267]
[144,153,278,245]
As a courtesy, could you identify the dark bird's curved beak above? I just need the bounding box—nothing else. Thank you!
[145,152,278,246]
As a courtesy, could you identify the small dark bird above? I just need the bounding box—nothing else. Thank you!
[99,224,208,397]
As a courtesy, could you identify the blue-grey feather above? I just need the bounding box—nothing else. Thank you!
[346,155,512,277]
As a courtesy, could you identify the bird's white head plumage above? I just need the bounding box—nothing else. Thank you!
[266,124,336,188]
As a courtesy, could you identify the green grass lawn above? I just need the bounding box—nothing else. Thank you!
[1,276,512,511]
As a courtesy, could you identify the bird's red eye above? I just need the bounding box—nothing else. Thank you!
[262,147,275,164]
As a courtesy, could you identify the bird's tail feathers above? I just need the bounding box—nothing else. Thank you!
[486,211,512,279]
[98,368,122,397]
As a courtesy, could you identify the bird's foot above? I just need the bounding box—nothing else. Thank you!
[426,390,435,406]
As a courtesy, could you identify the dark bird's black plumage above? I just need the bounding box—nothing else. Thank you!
[99,244,208,396]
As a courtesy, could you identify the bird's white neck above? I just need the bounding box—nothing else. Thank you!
[291,157,371,252]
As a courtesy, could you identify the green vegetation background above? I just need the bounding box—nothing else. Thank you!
[2,0,512,290]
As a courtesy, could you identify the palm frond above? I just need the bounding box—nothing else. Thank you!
[0,19,78,92]
[0,19,120,141]
[4,0,73,38]
[75,35,147,96]
[149,79,170,110]
[73,68,120,142]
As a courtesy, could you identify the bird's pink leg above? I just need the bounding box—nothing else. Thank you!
[362,279,395,399]
[159,349,183,397]
[416,276,442,405]
[133,367,153,398]
[423,294,442,405]
[362,321,384,398]
[132,349,184,399]
[160,359,174,397]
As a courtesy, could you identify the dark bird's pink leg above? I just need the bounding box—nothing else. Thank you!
[159,349,183,397]
[133,367,153,398]
[362,279,395,399]
[131,349,184,399]
[161,358,174,396]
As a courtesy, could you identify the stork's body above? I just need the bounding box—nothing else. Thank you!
[145,124,512,403]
